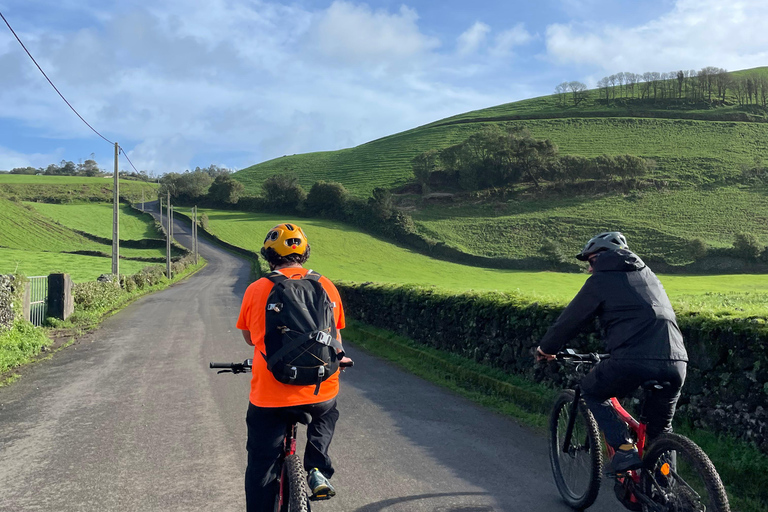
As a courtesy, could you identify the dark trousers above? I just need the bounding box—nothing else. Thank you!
[581,359,686,449]
[245,399,339,512]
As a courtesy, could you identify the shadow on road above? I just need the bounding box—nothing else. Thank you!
[353,492,492,512]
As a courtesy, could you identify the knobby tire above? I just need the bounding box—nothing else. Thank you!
[549,389,603,510]
[641,433,730,512]
[285,454,311,512]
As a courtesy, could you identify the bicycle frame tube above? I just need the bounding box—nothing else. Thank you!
[609,397,648,457]
[562,387,582,452]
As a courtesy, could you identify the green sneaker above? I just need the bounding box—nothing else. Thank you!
[307,468,335,500]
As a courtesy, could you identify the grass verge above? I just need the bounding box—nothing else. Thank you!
[0,258,206,385]
[343,319,766,512]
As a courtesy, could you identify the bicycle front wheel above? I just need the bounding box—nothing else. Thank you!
[549,389,603,510]
[284,454,311,512]
[641,433,730,512]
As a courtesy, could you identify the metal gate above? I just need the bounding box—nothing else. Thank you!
[28,276,48,327]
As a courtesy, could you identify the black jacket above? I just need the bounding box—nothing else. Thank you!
[539,249,687,361]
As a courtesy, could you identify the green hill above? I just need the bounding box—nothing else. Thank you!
[235,67,768,197]
[233,67,768,268]
[0,198,174,281]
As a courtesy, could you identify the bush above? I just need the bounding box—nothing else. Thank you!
[262,174,306,212]
[200,213,209,231]
[305,181,349,217]
[687,238,709,260]
[733,232,763,261]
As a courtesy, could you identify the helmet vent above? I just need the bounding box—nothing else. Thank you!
[285,224,294,231]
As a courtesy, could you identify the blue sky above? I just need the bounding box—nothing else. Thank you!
[1,0,767,175]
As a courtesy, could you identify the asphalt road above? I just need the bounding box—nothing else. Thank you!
[0,204,619,512]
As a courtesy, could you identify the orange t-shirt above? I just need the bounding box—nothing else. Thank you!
[236,267,346,407]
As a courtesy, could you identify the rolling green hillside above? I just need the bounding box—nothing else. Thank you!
[233,67,768,268]
[0,175,158,203]
[199,209,768,319]
[235,68,768,197]
[0,199,173,281]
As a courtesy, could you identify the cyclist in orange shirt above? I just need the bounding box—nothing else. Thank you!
[236,223,350,511]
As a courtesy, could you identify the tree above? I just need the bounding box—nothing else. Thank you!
[568,81,588,105]
[305,181,348,217]
[77,159,101,177]
[10,166,37,175]
[510,132,557,187]
[262,174,306,212]
[733,233,763,261]
[208,174,244,204]
[411,149,438,194]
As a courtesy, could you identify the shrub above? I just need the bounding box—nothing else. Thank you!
[733,232,763,261]
[687,238,709,260]
[200,213,209,231]
[262,174,306,212]
[305,181,349,217]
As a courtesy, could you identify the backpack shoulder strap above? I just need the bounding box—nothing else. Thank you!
[303,269,322,282]
[265,271,289,285]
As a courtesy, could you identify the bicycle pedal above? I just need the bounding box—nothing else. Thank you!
[309,493,333,501]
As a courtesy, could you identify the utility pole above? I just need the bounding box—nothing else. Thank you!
[111,142,119,275]
[193,205,198,264]
[166,191,171,279]
[141,189,145,212]
[170,204,174,241]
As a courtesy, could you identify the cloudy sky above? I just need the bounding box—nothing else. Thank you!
[1,0,767,175]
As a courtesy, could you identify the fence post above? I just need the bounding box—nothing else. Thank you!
[48,274,74,321]
[22,284,31,323]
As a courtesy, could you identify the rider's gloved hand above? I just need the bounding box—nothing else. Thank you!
[535,346,556,362]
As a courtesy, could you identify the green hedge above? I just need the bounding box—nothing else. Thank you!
[336,281,768,453]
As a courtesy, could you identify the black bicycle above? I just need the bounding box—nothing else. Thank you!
[549,350,729,512]
[210,359,353,512]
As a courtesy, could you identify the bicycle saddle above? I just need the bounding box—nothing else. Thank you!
[641,380,671,390]
[281,410,313,425]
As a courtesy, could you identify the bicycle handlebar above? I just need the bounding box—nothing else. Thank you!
[555,349,610,364]
[209,359,354,374]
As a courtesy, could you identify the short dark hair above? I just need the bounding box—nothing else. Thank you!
[261,245,311,268]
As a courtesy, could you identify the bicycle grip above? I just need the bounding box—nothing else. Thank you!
[340,360,354,368]
[209,362,233,369]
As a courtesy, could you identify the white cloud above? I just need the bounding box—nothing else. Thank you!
[491,23,533,57]
[545,0,768,74]
[305,1,440,67]
[457,22,491,56]
[0,146,64,171]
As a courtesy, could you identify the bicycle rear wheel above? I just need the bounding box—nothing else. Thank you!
[641,433,730,512]
[549,389,603,509]
[275,454,311,512]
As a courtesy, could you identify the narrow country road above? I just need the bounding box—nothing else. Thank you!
[0,204,618,511]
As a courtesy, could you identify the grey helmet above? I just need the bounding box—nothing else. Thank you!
[576,231,628,261]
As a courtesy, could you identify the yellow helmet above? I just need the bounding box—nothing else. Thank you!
[262,223,309,257]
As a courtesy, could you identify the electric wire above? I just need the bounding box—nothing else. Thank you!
[0,11,115,146]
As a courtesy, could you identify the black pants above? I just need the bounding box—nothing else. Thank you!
[581,359,686,449]
[245,399,339,512]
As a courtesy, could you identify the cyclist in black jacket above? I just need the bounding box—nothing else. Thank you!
[536,232,688,474]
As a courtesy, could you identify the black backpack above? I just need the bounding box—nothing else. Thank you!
[263,270,343,395]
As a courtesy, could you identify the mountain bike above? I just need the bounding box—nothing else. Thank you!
[548,349,730,512]
[210,358,353,512]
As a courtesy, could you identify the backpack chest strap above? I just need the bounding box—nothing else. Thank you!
[263,330,344,371]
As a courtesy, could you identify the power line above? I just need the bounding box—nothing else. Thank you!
[119,147,140,174]
[0,10,114,145]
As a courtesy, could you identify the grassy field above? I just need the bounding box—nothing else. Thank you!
[232,68,768,272]
[412,185,768,262]
[200,209,768,319]
[25,202,164,241]
[0,199,171,282]
[236,117,768,196]
[0,175,158,203]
